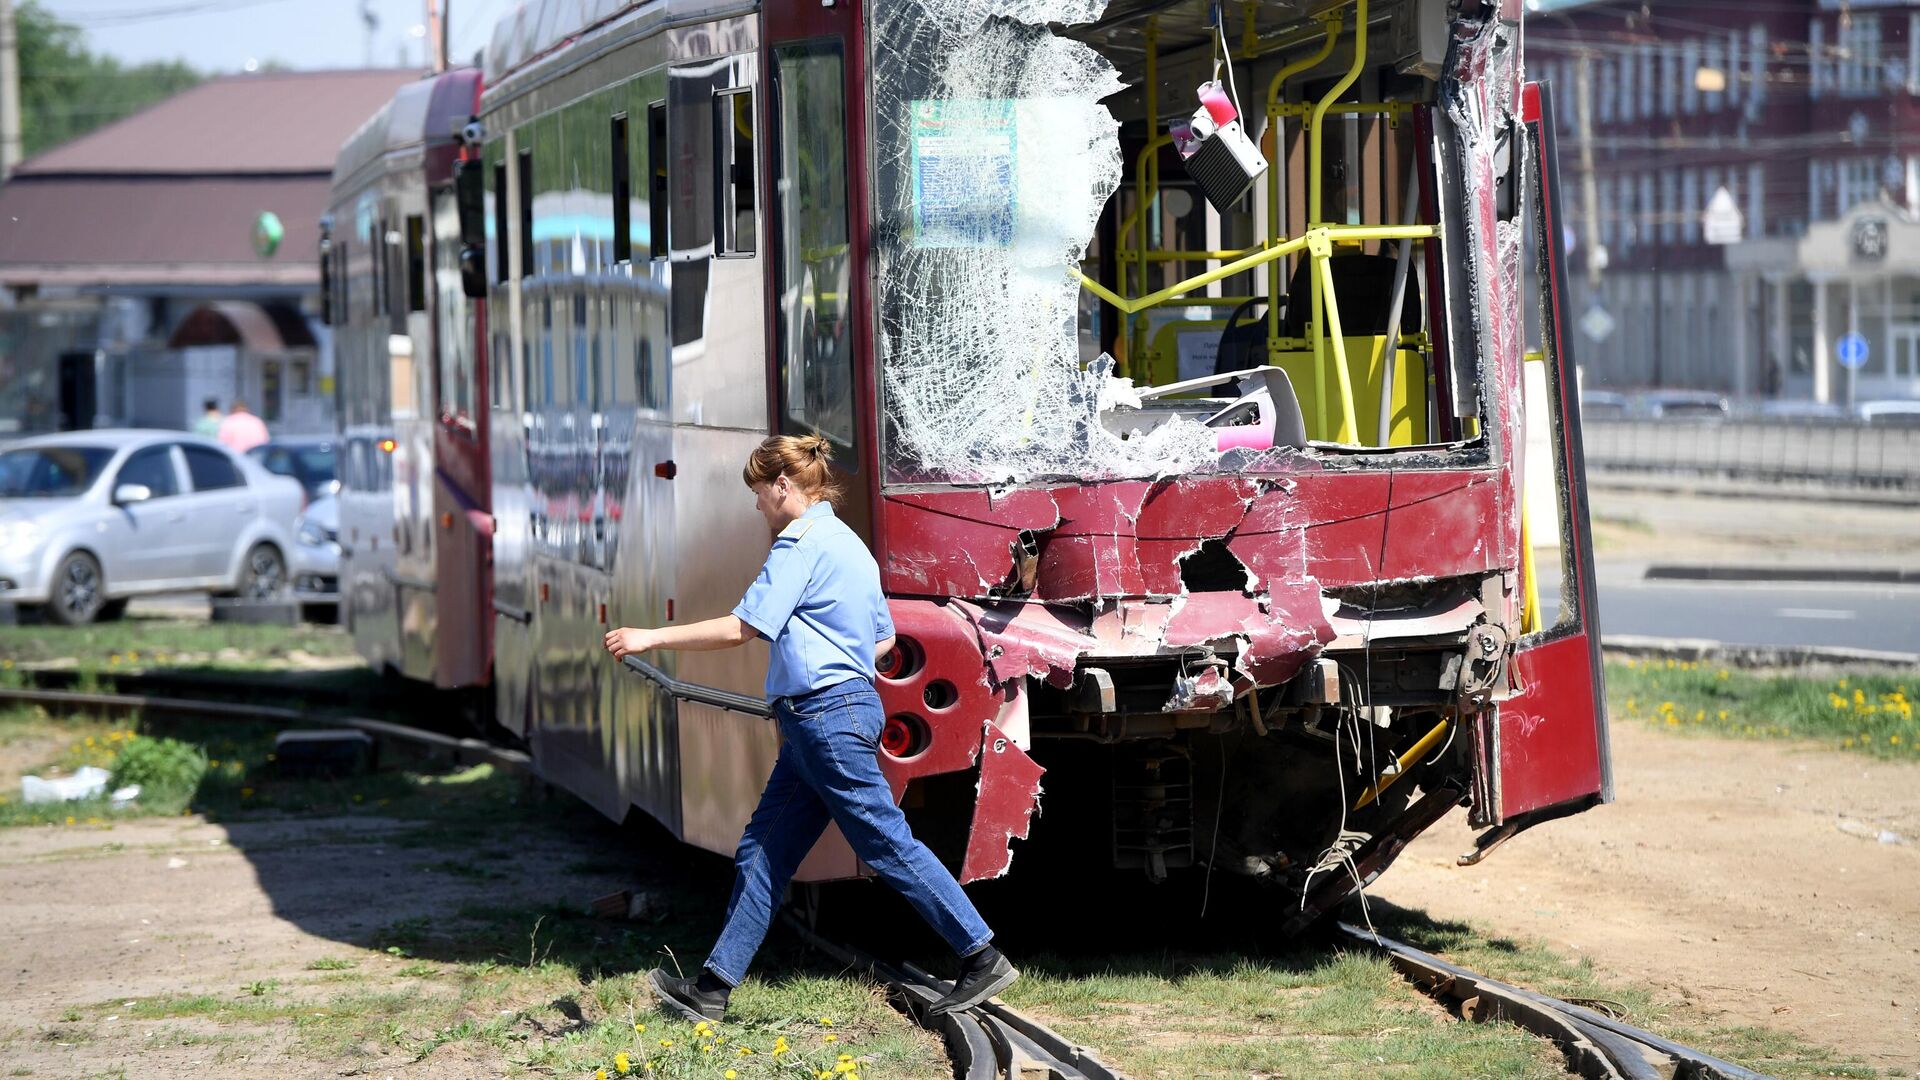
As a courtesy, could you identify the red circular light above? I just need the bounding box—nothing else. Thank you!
[882,714,928,759]
[877,645,905,680]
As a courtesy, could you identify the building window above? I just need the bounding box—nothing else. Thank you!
[1662,44,1680,116]
[1641,47,1656,119]
[1661,170,1678,245]
[1683,168,1700,243]
[1599,57,1615,123]
[1749,25,1767,110]
[1726,30,1741,106]
[1620,48,1636,121]
[1682,39,1701,114]
[1640,173,1655,248]
[1747,163,1765,239]
[1810,19,1826,99]
[1704,38,1725,111]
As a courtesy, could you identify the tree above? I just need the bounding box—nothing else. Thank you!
[14,1,201,159]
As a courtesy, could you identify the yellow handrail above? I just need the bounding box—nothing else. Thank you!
[1308,0,1367,441]
[1352,718,1450,810]
[1076,224,1435,315]
[1265,15,1342,350]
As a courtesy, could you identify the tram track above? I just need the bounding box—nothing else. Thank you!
[2,682,1769,1079]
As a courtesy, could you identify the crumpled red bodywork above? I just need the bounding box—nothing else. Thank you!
[873,465,1512,880]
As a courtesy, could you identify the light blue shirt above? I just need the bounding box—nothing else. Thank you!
[733,501,894,700]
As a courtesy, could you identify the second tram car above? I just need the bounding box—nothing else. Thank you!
[327,0,1609,925]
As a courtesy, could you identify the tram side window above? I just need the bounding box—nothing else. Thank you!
[716,88,756,256]
[648,103,668,259]
[611,114,632,265]
[770,43,855,451]
[406,214,427,313]
[493,161,510,285]
[518,147,535,279]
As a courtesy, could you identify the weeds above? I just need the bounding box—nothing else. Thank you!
[1607,659,1920,759]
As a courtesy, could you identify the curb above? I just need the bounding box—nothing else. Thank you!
[1644,565,1920,585]
[1603,634,1920,670]
[1587,471,1918,508]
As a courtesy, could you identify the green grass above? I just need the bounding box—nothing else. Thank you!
[1605,659,1920,759]
[0,616,355,668]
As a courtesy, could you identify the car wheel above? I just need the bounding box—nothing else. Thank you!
[97,598,131,622]
[47,551,106,626]
[239,543,287,599]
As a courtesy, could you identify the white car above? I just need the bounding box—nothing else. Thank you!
[0,430,304,624]
[291,493,340,611]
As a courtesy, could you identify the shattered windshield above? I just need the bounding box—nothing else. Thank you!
[870,0,1222,486]
[869,1,1518,488]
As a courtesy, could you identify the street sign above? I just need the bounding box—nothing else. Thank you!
[1702,186,1743,245]
[1579,304,1616,343]
[1836,332,1870,370]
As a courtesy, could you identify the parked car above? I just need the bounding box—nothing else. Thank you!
[291,493,340,620]
[0,430,303,624]
[1579,389,1630,419]
[1856,399,1920,426]
[247,437,338,503]
[1635,389,1730,419]
[1755,399,1851,421]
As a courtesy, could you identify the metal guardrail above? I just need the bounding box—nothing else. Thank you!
[1581,418,1920,489]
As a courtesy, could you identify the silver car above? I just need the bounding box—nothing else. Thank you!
[291,493,340,610]
[0,430,304,624]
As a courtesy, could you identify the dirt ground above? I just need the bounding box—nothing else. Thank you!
[0,808,635,1078]
[1374,719,1920,1073]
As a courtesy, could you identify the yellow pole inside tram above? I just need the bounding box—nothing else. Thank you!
[1266,17,1341,356]
[1308,0,1366,443]
[1353,718,1450,811]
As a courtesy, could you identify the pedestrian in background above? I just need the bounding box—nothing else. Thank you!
[216,399,268,454]
[192,398,222,438]
[603,433,1017,1023]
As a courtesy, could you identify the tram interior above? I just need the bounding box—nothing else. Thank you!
[1071,0,1470,452]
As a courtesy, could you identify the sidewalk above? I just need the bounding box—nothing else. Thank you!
[1586,480,1920,577]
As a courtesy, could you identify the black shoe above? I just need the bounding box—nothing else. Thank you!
[927,947,1018,1016]
[647,967,728,1022]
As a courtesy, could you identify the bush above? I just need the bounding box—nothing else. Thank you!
[109,736,208,813]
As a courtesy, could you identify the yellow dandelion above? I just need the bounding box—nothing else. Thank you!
[596,1069,607,1080]
[1,658,12,668]
[1839,678,1849,688]
[836,1063,855,1074]
[65,816,75,826]
[1843,737,1855,748]
[839,1055,853,1063]
[823,1033,838,1043]
[1717,710,1728,721]
[126,651,138,662]
[1665,715,1679,727]
[85,736,95,747]
[820,1017,834,1026]
[726,1072,738,1079]
[818,1072,832,1080]
[735,1046,753,1055]
[1893,734,1903,746]
[614,1052,630,1074]
[633,1022,645,1033]
[1693,710,1705,723]
[703,1044,715,1053]
[658,1039,673,1048]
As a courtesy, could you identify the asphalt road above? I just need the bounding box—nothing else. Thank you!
[1542,571,1920,653]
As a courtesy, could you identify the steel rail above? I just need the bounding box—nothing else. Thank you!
[0,686,531,772]
[778,912,1126,1080]
[1335,922,1771,1080]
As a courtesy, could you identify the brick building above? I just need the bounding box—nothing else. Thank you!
[1531,0,1920,403]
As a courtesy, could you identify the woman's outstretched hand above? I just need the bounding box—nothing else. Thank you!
[605,627,657,660]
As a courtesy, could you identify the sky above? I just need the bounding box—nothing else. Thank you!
[41,0,524,73]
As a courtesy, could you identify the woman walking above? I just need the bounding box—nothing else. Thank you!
[603,433,1016,1022]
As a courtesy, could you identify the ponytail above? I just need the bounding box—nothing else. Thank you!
[742,432,844,504]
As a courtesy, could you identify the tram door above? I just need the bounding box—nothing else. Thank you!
[762,0,873,542]
[1492,81,1612,826]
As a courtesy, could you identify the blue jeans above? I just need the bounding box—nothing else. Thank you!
[703,678,993,986]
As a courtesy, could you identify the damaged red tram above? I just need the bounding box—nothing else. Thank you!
[328,0,1610,926]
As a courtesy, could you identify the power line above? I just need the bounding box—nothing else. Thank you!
[51,0,297,26]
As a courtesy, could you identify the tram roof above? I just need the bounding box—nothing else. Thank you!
[330,69,482,193]
[482,0,749,86]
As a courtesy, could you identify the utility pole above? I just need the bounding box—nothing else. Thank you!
[361,1,378,69]
[424,0,445,73]
[1,0,22,182]
[1573,51,1604,289]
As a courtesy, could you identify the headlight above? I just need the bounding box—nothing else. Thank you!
[0,520,41,551]
[298,521,326,547]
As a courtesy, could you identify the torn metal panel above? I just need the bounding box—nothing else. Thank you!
[959,721,1047,882]
[951,598,1097,689]
[883,489,1060,594]
[1162,584,1334,688]
[1033,482,1151,601]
